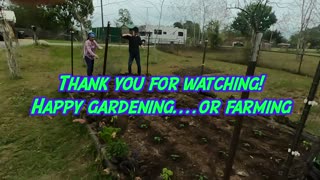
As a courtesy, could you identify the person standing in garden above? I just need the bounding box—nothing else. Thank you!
[83,32,103,76]
[122,27,143,75]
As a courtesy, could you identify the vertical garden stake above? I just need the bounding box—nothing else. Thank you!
[201,39,208,75]
[282,60,320,178]
[102,21,110,76]
[146,32,151,76]
[70,29,74,76]
[224,32,263,180]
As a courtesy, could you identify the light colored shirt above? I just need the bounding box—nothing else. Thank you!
[83,40,100,59]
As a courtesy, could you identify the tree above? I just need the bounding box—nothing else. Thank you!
[173,22,183,28]
[116,9,133,27]
[295,0,317,74]
[207,20,222,48]
[231,2,277,37]
[263,29,286,44]
[8,5,63,31]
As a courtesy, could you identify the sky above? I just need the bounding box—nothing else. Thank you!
[2,0,319,39]
[90,0,320,39]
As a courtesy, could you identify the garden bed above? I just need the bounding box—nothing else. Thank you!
[71,74,319,180]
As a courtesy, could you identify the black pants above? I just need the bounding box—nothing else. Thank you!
[128,51,141,75]
[85,56,94,76]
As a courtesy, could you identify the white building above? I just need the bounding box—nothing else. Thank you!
[138,25,187,45]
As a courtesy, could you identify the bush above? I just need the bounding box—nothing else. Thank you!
[107,140,129,159]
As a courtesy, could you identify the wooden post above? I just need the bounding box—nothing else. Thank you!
[70,30,74,76]
[281,60,320,177]
[146,32,151,76]
[102,22,110,76]
[223,32,263,180]
[201,39,208,75]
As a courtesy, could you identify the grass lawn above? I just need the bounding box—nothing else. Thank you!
[170,47,319,77]
[0,46,110,179]
[0,45,319,178]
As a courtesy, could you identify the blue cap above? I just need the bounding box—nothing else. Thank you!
[88,32,95,38]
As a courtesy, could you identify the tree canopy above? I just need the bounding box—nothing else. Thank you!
[116,9,133,27]
[231,2,277,36]
[263,29,286,44]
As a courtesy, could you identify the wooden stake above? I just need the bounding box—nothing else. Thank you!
[201,40,208,76]
[223,32,263,180]
[71,30,74,76]
[281,60,320,178]
[146,32,151,76]
[102,22,110,76]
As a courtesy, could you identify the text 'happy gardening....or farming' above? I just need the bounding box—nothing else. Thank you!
[29,74,294,116]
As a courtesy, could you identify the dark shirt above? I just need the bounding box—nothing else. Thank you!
[122,35,142,53]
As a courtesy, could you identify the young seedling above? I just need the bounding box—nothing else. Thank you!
[106,140,129,160]
[160,168,173,180]
[201,138,208,144]
[139,123,148,129]
[302,140,312,151]
[110,116,118,123]
[98,126,121,144]
[219,151,229,159]
[253,130,263,137]
[313,153,320,170]
[170,154,180,161]
[154,136,162,144]
[195,174,208,180]
[179,124,185,128]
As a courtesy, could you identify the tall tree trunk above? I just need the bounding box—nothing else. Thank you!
[73,9,87,66]
[298,41,306,74]
[1,19,21,78]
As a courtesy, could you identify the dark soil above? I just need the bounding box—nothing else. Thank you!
[72,73,319,180]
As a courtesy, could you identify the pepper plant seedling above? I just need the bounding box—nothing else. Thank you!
[253,130,263,137]
[170,154,180,161]
[154,136,162,143]
[140,124,148,129]
[302,140,312,151]
[160,168,173,180]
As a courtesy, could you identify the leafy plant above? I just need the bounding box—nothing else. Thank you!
[179,124,185,128]
[253,130,263,137]
[110,116,118,124]
[160,168,173,180]
[106,140,129,159]
[98,126,121,144]
[201,138,208,144]
[154,136,162,143]
[302,140,312,150]
[196,174,208,180]
[139,123,148,129]
[170,154,180,161]
[313,153,320,170]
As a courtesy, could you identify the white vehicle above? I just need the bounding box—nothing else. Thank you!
[139,25,187,45]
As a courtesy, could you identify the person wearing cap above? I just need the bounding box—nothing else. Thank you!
[83,32,103,76]
[122,26,143,75]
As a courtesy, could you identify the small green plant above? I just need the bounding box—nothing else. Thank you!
[201,138,208,143]
[106,140,129,159]
[313,153,320,170]
[179,124,185,128]
[110,116,118,123]
[219,151,229,158]
[302,140,312,150]
[253,130,263,137]
[139,123,148,129]
[170,154,180,161]
[160,168,173,180]
[154,136,162,143]
[98,126,121,143]
[196,174,208,180]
